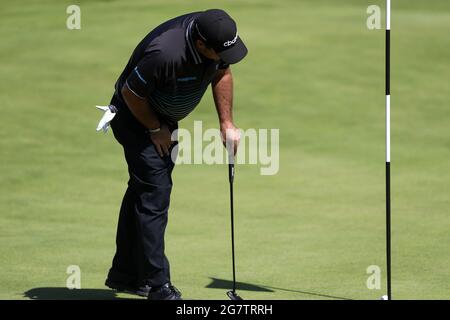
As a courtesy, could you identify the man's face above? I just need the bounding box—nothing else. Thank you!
[195,40,221,62]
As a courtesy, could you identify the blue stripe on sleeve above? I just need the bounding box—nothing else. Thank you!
[134,67,147,84]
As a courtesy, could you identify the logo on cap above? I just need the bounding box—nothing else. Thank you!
[223,32,238,47]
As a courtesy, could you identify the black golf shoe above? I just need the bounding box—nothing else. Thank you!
[147,283,182,300]
[105,278,151,297]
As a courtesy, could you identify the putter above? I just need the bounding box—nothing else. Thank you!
[226,155,243,300]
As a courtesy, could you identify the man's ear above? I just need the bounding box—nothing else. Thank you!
[195,39,205,49]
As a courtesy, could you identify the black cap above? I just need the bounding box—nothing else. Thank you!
[194,9,248,64]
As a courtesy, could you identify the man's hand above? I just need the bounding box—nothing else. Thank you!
[221,122,241,156]
[150,124,173,157]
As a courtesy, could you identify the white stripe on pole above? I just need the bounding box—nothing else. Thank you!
[386,0,391,30]
[386,95,391,162]
[386,0,391,163]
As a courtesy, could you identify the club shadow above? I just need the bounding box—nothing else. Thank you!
[206,277,273,292]
[23,287,141,300]
[206,277,352,300]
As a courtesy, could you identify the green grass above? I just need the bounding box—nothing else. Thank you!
[1,0,449,300]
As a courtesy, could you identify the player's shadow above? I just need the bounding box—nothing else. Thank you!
[206,277,352,300]
[24,287,140,300]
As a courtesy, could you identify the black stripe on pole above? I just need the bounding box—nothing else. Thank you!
[386,30,390,95]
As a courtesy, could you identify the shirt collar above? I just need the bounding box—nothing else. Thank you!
[185,20,203,65]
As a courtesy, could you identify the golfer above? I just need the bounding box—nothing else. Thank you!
[103,9,247,300]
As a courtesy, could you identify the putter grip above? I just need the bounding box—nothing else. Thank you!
[228,163,234,184]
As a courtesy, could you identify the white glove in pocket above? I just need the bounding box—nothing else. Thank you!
[95,105,117,133]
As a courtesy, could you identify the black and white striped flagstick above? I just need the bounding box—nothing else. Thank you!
[385,0,392,301]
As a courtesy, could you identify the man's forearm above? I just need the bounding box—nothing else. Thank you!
[121,84,161,130]
[212,67,241,155]
[212,68,234,128]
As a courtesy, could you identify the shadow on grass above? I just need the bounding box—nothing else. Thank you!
[24,287,140,300]
[206,277,352,300]
[206,277,273,292]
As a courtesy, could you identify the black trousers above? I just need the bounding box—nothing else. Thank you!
[107,95,177,288]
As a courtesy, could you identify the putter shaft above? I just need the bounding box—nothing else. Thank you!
[229,163,237,293]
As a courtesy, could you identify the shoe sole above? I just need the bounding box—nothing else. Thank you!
[105,280,149,297]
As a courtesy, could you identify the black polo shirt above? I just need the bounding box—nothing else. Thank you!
[114,12,229,123]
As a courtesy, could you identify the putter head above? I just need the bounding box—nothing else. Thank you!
[227,290,243,300]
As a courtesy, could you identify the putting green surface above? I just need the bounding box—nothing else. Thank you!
[1,0,449,300]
